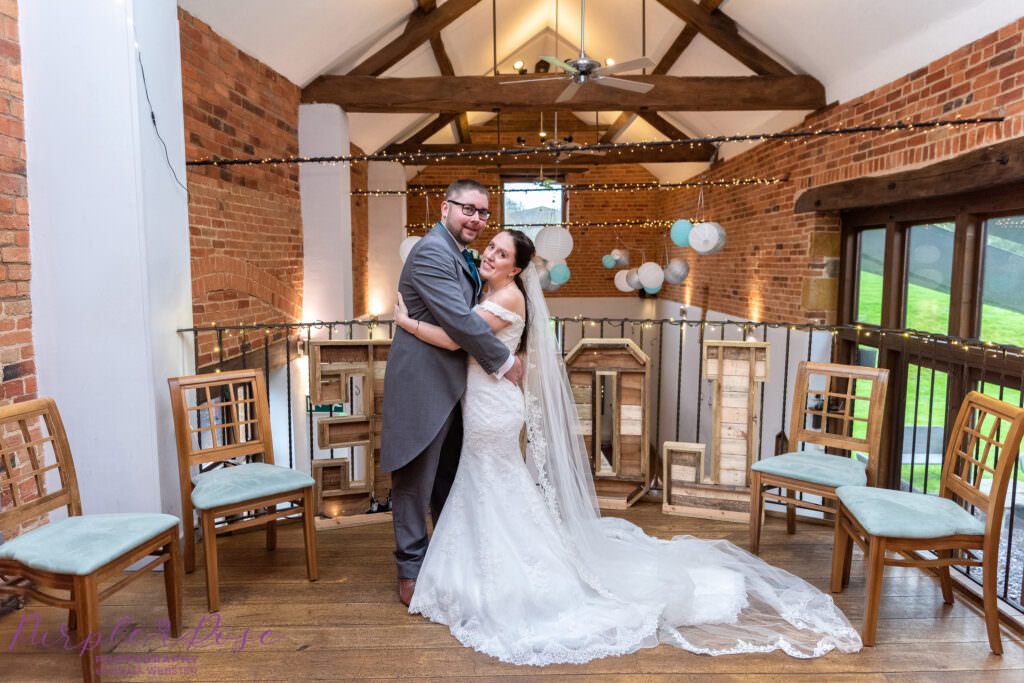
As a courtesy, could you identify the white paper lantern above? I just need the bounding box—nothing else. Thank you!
[543,280,561,292]
[689,221,726,255]
[625,268,642,290]
[637,262,665,289]
[534,226,574,261]
[613,269,633,292]
[663,258,690,284]
[611,248,628,267]
[398,236,421,262]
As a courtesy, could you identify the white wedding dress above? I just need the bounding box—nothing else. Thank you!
[409,294,861,666]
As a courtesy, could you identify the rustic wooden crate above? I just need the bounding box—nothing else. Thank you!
[317,415,372,450]
[661,481,751,523]
[312,458,350,516]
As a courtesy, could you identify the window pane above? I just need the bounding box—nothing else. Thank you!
[979,215,1024,346]
[503,182,562,241]
[905,222,954,333]
[856,228,885,325]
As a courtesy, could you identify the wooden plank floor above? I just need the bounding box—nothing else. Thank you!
[4,501,1024,681]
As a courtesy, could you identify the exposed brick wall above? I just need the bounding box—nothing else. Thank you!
[661,17,1024,325]
[179,8,302,367]
[350,149,368,317]
[406,163,664,298]
[0,0,41,541]
[0,0,32,406]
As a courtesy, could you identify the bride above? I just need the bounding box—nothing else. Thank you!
[392,229,861,665]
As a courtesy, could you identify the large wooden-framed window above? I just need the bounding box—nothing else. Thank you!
[836,183,1024,490]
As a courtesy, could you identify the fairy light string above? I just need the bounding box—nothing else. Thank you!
[352,177,786,196]
[186,116,1004,168]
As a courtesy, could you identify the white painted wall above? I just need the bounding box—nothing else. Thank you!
[366,162,407,317]
[299,103,352,323]
[22,0,191,516]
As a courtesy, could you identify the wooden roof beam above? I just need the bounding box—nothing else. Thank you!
[653,0,724,75]
[303,75,826,112]
[429,35,471,143]
[599,1,722,146]
[656,0,794,76]
[347,0,482,76]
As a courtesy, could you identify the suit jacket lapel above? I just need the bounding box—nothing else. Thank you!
[432,222,482,301]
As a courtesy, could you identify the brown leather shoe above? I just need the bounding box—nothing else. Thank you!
[398,578,416,606]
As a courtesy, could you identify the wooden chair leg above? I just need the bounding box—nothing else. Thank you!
[302,487,319,581]
[841,529,854,588]
[937,549,954,605]
[74,575,101,683]
[862,535,887,646]
[785,488,797,534]
[183,501,196,574]
[749,471,763,554]
[67,585,77,635]
[830,510,849,593]
[201,511,220,612]
[164,534,183,637]
[265,505,278,551]
[982,549,1003,655]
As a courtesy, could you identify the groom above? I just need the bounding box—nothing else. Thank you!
[381,179,524,606]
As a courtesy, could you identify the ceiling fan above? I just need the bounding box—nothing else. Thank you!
[503,0,655,103]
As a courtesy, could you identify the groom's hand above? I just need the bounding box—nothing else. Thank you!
[504,355,525,385]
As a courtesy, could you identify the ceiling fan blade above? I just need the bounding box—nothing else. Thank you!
[595,76,654,94]
[540,56,579,73]
[555,81,583,103]
[499,76,569,85]
[593,56,654,75]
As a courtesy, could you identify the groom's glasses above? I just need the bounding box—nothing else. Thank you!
[447,199,492,221]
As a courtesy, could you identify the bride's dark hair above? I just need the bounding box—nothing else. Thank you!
[503,229,536,354]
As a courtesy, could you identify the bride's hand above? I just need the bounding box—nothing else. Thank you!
[393,293,411,328]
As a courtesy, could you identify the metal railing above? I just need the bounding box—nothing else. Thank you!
[179,316,1024,617]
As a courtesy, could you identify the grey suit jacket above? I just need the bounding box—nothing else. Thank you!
[380,223,511,472]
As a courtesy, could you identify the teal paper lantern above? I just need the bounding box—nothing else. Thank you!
[670,219,693,247]
[601,254,616,269]
[644,285,661,294]
[549,262,571,285]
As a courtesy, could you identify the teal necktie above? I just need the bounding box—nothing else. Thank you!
[462,249,481,287]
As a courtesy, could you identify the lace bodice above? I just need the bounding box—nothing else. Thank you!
[474,299,525,352]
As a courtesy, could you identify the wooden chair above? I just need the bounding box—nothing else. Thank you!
[168,370,318,612]
[0,398,181,683]
[749,361,889,553]
[831,391,1024,653]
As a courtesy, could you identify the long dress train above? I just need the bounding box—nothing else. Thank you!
[409,297,861,666]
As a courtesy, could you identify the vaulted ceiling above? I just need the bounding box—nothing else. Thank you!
[178,0,1022,181]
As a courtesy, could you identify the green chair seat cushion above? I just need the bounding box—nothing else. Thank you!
[0,513,179,575]
[191,462,314,510]
[750,451,867,488]
[836,486,986,538]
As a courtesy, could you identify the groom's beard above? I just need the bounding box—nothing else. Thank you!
[444,215,481,247]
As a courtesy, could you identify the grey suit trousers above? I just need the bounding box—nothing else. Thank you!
[391,403,462,579]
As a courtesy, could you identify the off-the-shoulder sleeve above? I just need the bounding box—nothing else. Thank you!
[477,299,523,323]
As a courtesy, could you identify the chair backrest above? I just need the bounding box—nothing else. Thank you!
[939,391,1024,528]
[0,398,81,535]
[167,370,275,476]
[789,361,890,484]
